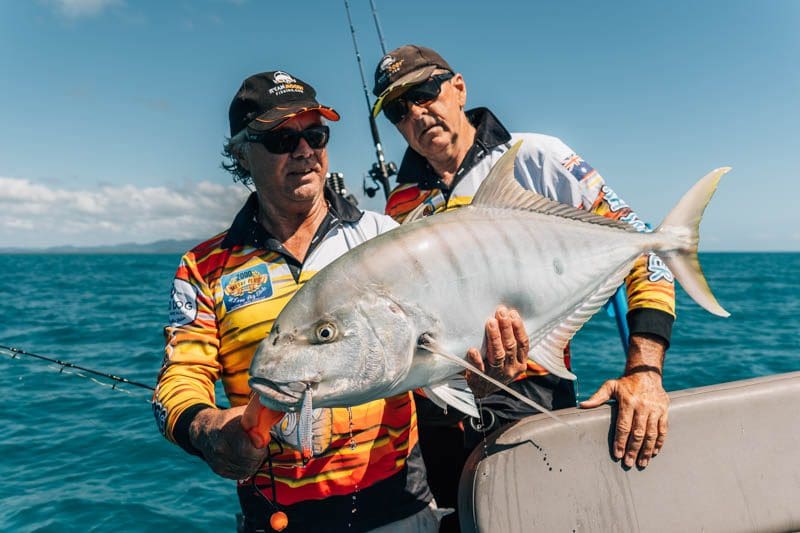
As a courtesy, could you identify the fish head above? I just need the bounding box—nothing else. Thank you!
[248,288,419,411]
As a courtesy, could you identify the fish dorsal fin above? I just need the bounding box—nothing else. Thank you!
[471,141,637,232]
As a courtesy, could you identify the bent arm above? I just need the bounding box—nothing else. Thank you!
[153,255,267,478]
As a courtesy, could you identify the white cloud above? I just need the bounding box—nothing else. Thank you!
[46,0,122,18]
[0,177,250,248]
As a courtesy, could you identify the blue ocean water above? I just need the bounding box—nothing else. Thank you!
[0,253,798,531]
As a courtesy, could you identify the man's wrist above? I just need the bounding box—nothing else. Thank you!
[624,334,666,380]
[176,404,216,458]
[624,364,663,377]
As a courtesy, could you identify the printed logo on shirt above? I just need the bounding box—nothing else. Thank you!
[647,253,674,283]
[423,191,446,216]
[169,279,198,326]
[600,185,630,213]
[221,264,273,313]
[152,400,167,436]
[562,153,596,181]
[620,211,648,232]
[272,408,334,456]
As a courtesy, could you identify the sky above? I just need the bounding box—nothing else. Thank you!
[0,0,798,250]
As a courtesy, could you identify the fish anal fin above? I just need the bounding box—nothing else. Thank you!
[529,263,635,380]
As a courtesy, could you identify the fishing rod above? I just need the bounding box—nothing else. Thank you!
[2,342,237,409]
[343,0,396,200]
[369,0,388,55]
[1,343,155,397]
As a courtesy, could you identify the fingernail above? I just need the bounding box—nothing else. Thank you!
[640,459,649,468]
[498,309,507,318]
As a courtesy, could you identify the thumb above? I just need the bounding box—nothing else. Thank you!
[579,379,617,409]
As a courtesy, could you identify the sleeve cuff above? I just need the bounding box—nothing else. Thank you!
[627,308,674,348]
[173,403,216,458]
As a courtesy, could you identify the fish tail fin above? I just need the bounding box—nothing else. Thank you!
[654,167,731,317]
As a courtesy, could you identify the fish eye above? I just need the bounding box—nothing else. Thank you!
[315,322,337,343]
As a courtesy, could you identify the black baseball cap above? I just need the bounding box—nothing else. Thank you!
[228,70,340,137]
[371,45,453,116]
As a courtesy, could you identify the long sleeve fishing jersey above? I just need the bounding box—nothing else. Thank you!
[385,108,676,375]
[152,189,432,531]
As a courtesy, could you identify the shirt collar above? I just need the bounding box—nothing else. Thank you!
[221,185,362,251]
[395,107,512,188]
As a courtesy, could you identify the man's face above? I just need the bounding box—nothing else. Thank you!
[242,111,329,209]
[390,73,468,160]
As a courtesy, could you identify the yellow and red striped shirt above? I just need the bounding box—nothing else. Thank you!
[153,191,431,520]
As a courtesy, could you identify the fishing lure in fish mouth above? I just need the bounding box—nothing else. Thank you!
[241,387,316,460]
[298,386,314,460]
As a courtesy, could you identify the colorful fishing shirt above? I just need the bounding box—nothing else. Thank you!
[153,189,431,530]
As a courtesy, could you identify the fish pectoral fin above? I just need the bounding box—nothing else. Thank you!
[422,376,479,418]
[417,334,568,427]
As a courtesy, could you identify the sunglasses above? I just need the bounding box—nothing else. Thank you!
[382,72,454,125]
[247,125,330,154]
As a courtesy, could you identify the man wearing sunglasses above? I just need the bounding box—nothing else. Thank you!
[153,70,526,532]
[154,70,442,532]
[373,45,676,530]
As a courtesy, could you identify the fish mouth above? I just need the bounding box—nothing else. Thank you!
[248,377,314,408]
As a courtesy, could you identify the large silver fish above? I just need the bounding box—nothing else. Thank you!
[248,142,729,421]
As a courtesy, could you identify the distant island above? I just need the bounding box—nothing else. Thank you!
[0,238,202,254]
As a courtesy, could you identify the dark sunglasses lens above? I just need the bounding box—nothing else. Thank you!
[256,125,329,153]
[302,125,329,149]
[383,100,407,124]
[256,132,296,153]
[382,74,453,124]
[405,79,441,105]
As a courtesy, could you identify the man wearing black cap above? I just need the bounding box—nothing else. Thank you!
[153,70,442,532]
[373,45,676,530]
[152,69,526,532]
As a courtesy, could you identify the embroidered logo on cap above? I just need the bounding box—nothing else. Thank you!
[377,55,404,86]
[269,71,305,96]
[273,71,296,84]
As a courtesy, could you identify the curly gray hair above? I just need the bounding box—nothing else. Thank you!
[220,131,252,186]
